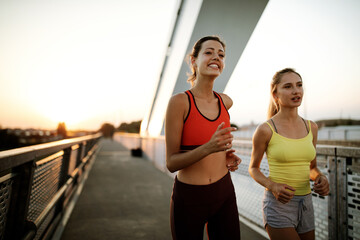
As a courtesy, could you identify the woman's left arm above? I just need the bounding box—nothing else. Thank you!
[219,93,241,171]
[309,121,330,196]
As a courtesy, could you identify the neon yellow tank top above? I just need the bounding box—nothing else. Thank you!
[265,120,316,195]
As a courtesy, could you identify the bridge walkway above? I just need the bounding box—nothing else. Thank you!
[58,139,267,240]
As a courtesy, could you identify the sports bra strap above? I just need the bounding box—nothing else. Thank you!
[268,118,310,134]
[301,118,309,133]
[266,121,276,133]
[270,119,278,133]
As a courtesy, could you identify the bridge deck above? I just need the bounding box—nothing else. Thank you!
[59,139,267,240]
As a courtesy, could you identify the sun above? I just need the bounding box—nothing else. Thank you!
[32,93,95,130]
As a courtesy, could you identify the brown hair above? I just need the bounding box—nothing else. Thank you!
[186,35,226,86]
[267,68,302,119]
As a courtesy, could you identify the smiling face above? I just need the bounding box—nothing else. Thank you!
[192,40,225,79]
[274,72,303,109]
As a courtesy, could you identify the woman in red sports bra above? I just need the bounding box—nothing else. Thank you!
[165,36,241,239]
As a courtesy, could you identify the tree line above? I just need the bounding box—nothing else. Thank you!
[99,120,141,138]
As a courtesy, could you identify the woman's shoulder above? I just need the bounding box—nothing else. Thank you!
[310,120,318,129]
[254,121,273,138]
[257,121,273,134]
[299,117,318,130]
[218,92,233,109]
[170,92,188,103]
[168,92,189,110]
[305,119,318,132]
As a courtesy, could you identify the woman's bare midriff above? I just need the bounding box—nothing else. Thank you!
[177,151,228,185]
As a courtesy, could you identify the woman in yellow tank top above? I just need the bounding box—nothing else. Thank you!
[249,68,329,240]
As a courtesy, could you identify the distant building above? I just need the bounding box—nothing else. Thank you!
[0,128,60,151]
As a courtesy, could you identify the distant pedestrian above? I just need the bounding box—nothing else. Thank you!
[249,68,329,240]
[165,35,241,239]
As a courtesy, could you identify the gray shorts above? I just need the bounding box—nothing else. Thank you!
[262,190,315,234]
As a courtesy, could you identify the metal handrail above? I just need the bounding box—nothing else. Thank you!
[0,133,102,240]
[0,133,102,170]
[32,143,99,228]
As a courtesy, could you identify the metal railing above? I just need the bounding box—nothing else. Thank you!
[0,133,102,240]
[114,133,360,240]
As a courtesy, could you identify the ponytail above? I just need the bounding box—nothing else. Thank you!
[267,96,279,119]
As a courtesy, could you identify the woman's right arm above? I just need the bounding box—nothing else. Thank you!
[249,123,295,204]
[165,94,235,173]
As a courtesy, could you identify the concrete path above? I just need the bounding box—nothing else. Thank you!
[60,139,267,240]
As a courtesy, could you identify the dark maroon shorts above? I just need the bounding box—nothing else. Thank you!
[170,171,241,240]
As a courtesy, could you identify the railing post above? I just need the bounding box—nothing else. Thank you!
[328,148,349,240]
[60,148,71,186]
[5,161,36,239]
[77,142,86,166]
[337,155,348,239]
[328,154,337,240]
[58,148,71,213]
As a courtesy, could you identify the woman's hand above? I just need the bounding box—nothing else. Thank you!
[204,122,236,154]
[313,175,329,196]
[226,149,241,171]
[269,182,296,204]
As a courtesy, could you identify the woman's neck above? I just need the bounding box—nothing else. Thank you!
[191,76,215,99]
[276,107,300,122]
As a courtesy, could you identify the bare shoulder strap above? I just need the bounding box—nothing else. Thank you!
[265,121,276,133]
[183,90,192,123]
[301,117,309,133]
[270,119,278,133]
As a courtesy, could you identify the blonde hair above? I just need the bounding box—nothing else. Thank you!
[186,35,226,86]
[267,68,302,119]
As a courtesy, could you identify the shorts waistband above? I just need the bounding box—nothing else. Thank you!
[265,189,312,201]
[175,171,231,189]
[172,172,233,203]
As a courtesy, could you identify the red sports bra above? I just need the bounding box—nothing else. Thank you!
[180,90,230,150]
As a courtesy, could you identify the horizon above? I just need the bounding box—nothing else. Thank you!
[2,117,360,132]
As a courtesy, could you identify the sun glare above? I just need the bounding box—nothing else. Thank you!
[35,104,84,130]
[32,89,97,130]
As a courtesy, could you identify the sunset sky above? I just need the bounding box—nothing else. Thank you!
[1,0,359,131]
